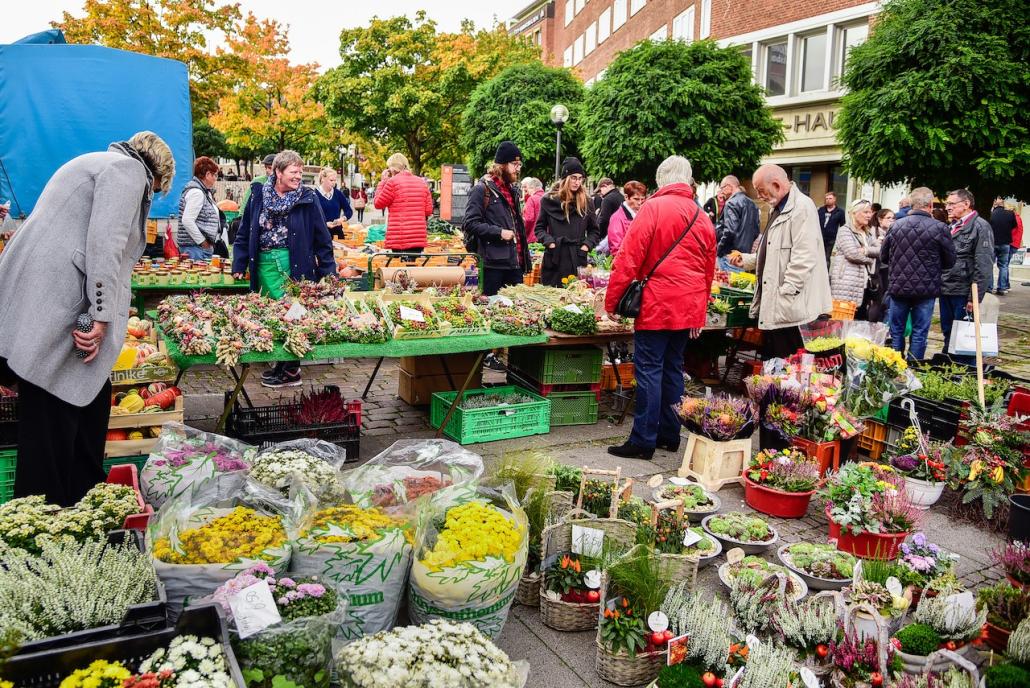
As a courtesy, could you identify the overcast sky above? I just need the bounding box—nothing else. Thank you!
[4,1,510,69]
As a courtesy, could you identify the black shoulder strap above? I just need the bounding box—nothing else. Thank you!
[643,206,702,283]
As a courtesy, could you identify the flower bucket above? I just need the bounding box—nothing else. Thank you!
[828,516,908,560]
[903,476,945,510]
[742,474,815,519]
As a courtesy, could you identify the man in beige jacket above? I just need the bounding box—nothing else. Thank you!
[730,164,832,358]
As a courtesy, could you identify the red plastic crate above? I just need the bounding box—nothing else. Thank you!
[105,463,153,531]
[792,437,840,477]
[506,371,602,399]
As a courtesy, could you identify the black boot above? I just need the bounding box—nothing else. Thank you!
[607,442,654,460]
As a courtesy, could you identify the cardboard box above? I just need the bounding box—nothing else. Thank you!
[398,353,482,377]
[398,368,482,406]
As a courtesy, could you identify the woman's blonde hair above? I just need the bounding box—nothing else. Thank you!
[556,176,588,219]
[127,131,175,194]
[318,167,337,184]
[849,199,872,228]
[386,153,409,172]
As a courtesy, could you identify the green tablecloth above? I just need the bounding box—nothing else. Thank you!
[131,281,250,291]
[159,328,549,369]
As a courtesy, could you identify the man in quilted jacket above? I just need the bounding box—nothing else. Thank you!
[879,187,955,360]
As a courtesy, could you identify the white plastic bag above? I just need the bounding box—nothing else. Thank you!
[141,423,254,509]
[248,438,348,503]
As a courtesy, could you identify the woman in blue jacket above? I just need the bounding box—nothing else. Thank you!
[233,150,336,387]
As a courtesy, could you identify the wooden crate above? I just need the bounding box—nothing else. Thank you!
[105,437,159,458]
[677,433,750,491]
[108,396,184,430]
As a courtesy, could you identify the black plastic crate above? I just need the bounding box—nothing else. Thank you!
[2,604,244,687]
[0,395,16,448]
[225,387,361,461]
[887,395,964,442]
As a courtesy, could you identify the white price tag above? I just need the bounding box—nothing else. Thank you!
[571,525,604,557]
[800,667,820,688]
[726,547,745,565]
[398,305,425,322]
[852,559,863,585]
[682,529,703,548]
[648,611,669,633]
[745,634,761,652]
[563,304,583,314]
[943,591,975,629]
[668,477,689,486]
[228,580,282,639]
[584,569,602,589]
[885,576,903,598]
[284,301,308,322]
[647,475,664,489]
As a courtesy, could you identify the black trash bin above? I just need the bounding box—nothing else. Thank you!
[1009,494,1030,542]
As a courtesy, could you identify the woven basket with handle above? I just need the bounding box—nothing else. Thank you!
[515,485,575,607]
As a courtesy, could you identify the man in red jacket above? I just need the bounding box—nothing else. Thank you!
[374,153,433,256]
[605,155,716,459]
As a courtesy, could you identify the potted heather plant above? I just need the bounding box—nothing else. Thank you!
[821,463,920,559]
[992,541,1030,590]
[976,581,1030,652]
[743,448,822,518]
[889,432,950,509]
[893,584,985,674]
[676,395,757,442]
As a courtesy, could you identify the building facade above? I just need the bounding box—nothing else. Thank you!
[509,0,897,207]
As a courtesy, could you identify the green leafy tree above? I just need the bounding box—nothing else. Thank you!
[581,40,782,187]
[461,63,585,183]
[315,13,538,176]
[837,0,1029,202]
[193,120,227,160]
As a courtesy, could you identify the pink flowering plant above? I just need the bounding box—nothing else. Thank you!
[897,533,957,588]
[992,541,1030,586]
[830,627,899,686]
[677,394,757,441]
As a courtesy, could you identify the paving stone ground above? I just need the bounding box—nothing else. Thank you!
[169,281,1030,688]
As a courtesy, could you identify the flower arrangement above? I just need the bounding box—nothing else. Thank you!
[776,594,840,659]
[152,506,287,565]
[677,394,757,441]
[891,442,949,484]
[653,482,716,513]
[746,448,821,492]
[600,597,649,656]
[735,642,799,688]
[653,514,717,557]
[0,483,141,555]
[705,512,773,543]
[730,570,799,634]
[724,555,803,592]
[545,553,600,604]
[844,579,909,619]
[434,297,487,330]
[830,630,896,688]
[661,584,734,674]
[0,538,157,642]
[137,634,234,687]
[898,533,957,588]
[419,500,522,571]
[911,586,987,642]
[844,336,917,418]
[386,300,445,336]
[807,336,844,353]
[976,582,1030,632]
[781,542,856,580]
[371,475,451,509]
[334,619,524,688]
[994,541,1030,587]
[821,462,920,535]
[729,272,757,291]
[59,660,131,688]
[945,412,1030,520]
[600,549,673,657]
[248,448,344,502]
[211,563,337,623]
[301,504,408,544]
[579,478,615,518]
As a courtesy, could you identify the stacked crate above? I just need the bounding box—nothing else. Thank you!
[507,346,602,427]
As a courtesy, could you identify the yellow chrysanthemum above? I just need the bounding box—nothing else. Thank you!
[420,501,523,571]
[153,506,286,565]
[303,504,410,544]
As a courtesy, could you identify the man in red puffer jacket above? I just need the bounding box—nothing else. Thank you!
[605,155,716,460]
[374,153,433,254]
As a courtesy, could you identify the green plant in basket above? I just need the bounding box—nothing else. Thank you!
[601,598,648,657]
[549,462,582,496]
[546,553,589,596]
[894,623,942,656]
[706,512,773,542]
[600,549,671,657]
[655,483,715,512]
[580,479,615,518]
[977,582,1030,632]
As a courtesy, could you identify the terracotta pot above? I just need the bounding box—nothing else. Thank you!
[1006,573,1029,590]
[983,621,1012,653]
[827,512,908,560]
[742,474,815,518]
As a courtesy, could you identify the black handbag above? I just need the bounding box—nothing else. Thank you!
[614,208,702,318]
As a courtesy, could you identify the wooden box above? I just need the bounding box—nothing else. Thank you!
[398,368,483,406]
[677,433,751,491]
[398,353,482,377]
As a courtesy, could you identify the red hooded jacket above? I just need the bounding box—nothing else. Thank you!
[605,183,716,331]
[374,170,434,249]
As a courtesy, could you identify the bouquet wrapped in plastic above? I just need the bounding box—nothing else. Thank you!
[141,423,253,510]
[248,439,347,503]
[843,331,921,418]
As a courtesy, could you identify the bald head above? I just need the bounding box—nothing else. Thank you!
[719,175,742,196]
[752,164,790,206]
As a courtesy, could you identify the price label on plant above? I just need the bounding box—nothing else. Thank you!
[563,304,582,314]
[399,305,425,322]
[647,474,664,489]
[682,529,703,548]
[228,580,282,639]
[745,634,760,651]
[726,547,745,565]
[571,525,604,557]
[284,301,308,322]
[668,477,689,486]
[584,569,602,589]
[885,576,903,598]
[800,667,819,688]
[647,611,669,632]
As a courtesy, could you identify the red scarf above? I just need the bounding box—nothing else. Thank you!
[491,176,522,268]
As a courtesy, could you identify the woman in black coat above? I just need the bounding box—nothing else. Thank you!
[535,158,600,286]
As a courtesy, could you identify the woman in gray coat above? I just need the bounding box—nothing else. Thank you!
[0,131,175,505]
[830,199,882,319]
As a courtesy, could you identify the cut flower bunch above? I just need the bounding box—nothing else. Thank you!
[55,634,234,688]
[248,447,344,502]
[677,394,757,441]
[152,506,287,565]
[301,503,409,544]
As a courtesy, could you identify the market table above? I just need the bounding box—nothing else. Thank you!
[158,327,549,435]
[131,281,250,315]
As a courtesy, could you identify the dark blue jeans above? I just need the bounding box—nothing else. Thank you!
[888,296,935,360]
[482,268,523,296]
[990,244,1011,292]
[629,329,688,449]
[939,294,974,365]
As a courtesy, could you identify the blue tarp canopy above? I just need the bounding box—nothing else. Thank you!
[0,39,192,218]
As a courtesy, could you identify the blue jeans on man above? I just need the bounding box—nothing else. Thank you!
[888,297,935,361]
[990,244,1011,292]
[939,294,975,365]
[629,329,688,449]
[180,245,213,261]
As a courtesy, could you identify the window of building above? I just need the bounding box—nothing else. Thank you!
[764,41,787,96]
[574,34,585,64]
[563,46,573,67]
[565,0,574,26]
[799,32,827,92]
[598,8,612,43]
[586,21,597,54]
[672,7,694,42]
[630,0,646,16]
[532,29,542,46]
[613,0,628,31]
[575,0,586,14]
[785,166,812,196]
[836,21,869,79]
[831,165,849,203]
[740,44,753,67]
[700,0,711,38]
[650,24,668,42]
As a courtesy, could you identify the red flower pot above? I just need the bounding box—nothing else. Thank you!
[791,437,840,477]
[983,622,1012,653]
[743,474,815,518]
[1006,573,1029,590]
[827,514,908,560]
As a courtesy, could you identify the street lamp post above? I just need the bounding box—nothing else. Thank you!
[550,103,570,183]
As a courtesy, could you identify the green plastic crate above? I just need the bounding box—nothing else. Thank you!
[547,391,599,426]
[714,287,755,327]
[508,346,603,385]
[103,454,149,475]
[873,405,889,422]
[0,449,15,505]
[430,385,550,445]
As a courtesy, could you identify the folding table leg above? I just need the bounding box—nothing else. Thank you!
[362,357,385,400]
[434,352,485,439]
[217,364,250,433]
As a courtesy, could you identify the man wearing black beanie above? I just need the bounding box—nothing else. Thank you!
[462,141,531,296]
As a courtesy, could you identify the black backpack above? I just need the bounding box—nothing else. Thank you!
[462,182,497,254]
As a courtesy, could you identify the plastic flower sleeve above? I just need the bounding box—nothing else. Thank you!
[233,611,338,688]
[248,438,349,503]
[148,472,306,620]
[407,484,528,640]
[341,439,485,510]
[843,335,922,418]
[289,499,416,642]
[141,422,254,509]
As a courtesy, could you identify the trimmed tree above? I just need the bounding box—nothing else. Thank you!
[837,0,1029,202]
[581,39,782,186]
[461,63,585,183]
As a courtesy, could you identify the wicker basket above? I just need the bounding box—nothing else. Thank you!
[515,571,541,607]
[650,499,701,590]
[538,509,637,632]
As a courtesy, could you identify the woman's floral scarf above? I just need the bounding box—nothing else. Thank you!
[258,173,304,249]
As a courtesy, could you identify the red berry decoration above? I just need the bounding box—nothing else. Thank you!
[702,672,718,687]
